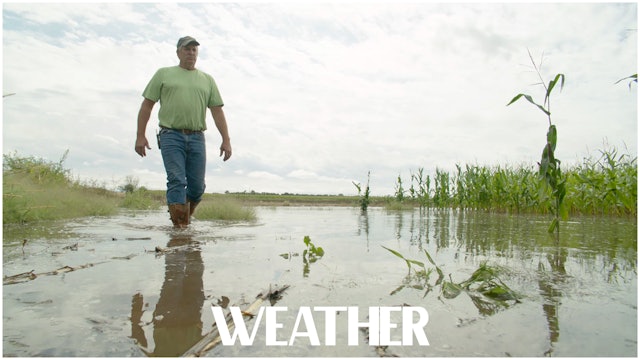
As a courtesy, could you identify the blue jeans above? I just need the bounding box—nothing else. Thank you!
[159,128,206,205]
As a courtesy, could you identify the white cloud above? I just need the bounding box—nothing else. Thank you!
[3,2,637,196]
[248,171,282,181]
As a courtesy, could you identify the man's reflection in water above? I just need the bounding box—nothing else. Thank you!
[130,232,205,357]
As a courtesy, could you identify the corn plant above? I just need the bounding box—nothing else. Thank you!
[565,146,637,216]
[353,171,371,212]
[303,235,324,262]
[410,168,430,209]
[507,50,566,234]
[383,246,520,314]
[394,174,405,203]
[302,235,324,278]
[615,73,637,90]
[433,168,451,207]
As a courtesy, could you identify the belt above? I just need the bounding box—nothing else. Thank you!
[160,126,202,135]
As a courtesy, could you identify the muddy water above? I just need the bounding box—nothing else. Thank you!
[2,207,637,357]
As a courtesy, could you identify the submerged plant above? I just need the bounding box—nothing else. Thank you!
[507,50,566,234]
[383,246,521,315]
[303,235,324,262]
[302,236,324,277]
[382,245,444,297]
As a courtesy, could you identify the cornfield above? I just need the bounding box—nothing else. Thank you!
[399,147,636,217]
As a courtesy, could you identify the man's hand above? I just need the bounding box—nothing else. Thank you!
[135,136,151,157]
[220,140,232,161]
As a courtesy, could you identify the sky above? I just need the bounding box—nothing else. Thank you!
[2,1,637,196]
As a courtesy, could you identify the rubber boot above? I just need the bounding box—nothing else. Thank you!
[187,200,200,224]
[168,203,189,228]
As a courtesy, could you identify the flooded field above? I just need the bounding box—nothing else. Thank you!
[2,206,637,357]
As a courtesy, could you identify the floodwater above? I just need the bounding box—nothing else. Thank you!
[2,206,637,357]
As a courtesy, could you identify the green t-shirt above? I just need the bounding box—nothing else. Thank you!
[142,66,224,131]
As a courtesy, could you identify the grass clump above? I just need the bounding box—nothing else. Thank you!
[3,152,120,223]
[2,152,257,224]
[118,175,163,210]
[194,197,257,221]
[121,188,163,210]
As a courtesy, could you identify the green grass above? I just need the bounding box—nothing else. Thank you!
[3,146,636,226]
[221,192,365,206]
[1,153,244,224]
[121,188,163,210]
[3,153,121,223]
[193,197,257,221]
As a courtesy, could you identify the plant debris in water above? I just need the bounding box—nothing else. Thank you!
[382,246,521,316]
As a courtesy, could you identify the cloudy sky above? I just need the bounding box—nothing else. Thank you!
[2,2,637,196]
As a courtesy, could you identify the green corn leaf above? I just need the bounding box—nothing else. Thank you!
[546,125,557,151]
[481,284,519,301]
[507,93,550,116]
[614,73,636,86]
[548,218,559,233]
[505,93,524,106]
[539,146,550,176]
[423,250,437,266]
[545,74,565,104]
[382,246,405,260]
[442,281,463,299]
[382,246,413,271]
[390,285,406,296]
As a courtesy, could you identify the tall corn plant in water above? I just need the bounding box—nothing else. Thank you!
[410,168,431,209]
[353,171,371,212]
[507,50,566,235]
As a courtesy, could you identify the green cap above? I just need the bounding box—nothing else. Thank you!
[177,36,200,48]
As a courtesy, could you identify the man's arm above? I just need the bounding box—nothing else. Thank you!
[210,106,232,161]
[135,98,156,157]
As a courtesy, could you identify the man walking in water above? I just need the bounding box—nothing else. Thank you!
[135,36,232,228]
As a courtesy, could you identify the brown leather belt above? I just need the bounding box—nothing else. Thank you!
[160,126,202,135]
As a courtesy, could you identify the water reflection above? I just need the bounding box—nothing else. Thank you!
[130,232,204,357]
[358,211,370,250]
[385,208,636,355]
[538,244,567,356]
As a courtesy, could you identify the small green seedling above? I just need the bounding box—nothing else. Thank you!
[303,236,324,263]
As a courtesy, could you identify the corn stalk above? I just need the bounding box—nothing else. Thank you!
[507,50,566,235]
